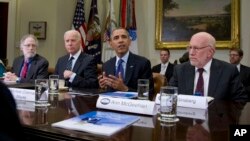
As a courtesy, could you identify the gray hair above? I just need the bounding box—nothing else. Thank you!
[20,34,39,47]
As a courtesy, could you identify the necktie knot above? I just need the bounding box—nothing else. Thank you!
[118,59,123,65]
[198,68,204,74]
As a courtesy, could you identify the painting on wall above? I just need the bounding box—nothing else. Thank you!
[155,0,240,49]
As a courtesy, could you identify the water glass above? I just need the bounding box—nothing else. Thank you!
[160,86,178,122]
[137,79,149,100]
[35,79,48,105]
[49,75,59,94]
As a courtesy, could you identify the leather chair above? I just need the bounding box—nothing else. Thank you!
[97,64,102,76]
[152,73,166,100]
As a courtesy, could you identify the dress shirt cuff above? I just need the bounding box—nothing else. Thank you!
[69,73,76,83]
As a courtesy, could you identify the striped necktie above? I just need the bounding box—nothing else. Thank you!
[66,57,74,70]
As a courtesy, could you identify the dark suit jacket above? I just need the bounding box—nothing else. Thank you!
[169,58,247,101]
[103,52,154,100]
[151,63,174,81]
[55,52,98,88]
[240,64,250,100]
[0,82,25,141]
[12,54,49,83]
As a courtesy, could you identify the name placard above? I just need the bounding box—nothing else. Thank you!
[9,88,35,102]
[155,94,212,109]
[177,95,208,109]
[177,106,207,120]
[96,96,156,115]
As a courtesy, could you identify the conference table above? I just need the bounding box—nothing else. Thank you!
[12,85,250,141]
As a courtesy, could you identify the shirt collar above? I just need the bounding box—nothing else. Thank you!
[70,49,81,60]
[195,59,212,73]
[116,51,129,65]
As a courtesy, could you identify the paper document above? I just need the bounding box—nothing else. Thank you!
[52,111,140,136]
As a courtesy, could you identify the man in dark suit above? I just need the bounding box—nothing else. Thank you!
[0,82,25,141]
[98,28,154,100]
[4,34,49,83]
[169,32,247,101]
[54,30,98,88]
[229,48,250,100]
[152,48,174,81]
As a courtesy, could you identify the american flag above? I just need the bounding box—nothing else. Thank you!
[102,0,117,62]
[72,0,87,49]
[120,0,138,54]
[85,0,102,63]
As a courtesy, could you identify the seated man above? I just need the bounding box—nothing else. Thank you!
[54,30,98,88]
[4,34,49,83]
[169,32,247,101]
[98,28,154,100]
[152,48,174,81]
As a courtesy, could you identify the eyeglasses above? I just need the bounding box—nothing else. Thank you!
[187,45,210,52]
[229,54,239,57]
[23,44,36,47]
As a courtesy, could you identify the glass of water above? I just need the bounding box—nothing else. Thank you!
[49,75,59,94]
[137,79,149,100]
[159,86,179,122]
[35,79,49,106]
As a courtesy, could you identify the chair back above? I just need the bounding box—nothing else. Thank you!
[153,73,167,100]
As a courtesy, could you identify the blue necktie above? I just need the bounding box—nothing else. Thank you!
[116,59,124,79]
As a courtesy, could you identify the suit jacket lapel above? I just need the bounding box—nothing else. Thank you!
[124,54,135,84]
[185,64,195,94]
[107,57,116,75]
[208,59,221,97]
[72,53,83,72]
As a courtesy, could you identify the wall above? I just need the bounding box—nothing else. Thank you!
[4,0,250,68]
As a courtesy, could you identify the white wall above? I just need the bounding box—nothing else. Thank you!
[4,0,250,67]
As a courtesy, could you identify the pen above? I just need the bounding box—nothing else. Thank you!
[81,117,101,124]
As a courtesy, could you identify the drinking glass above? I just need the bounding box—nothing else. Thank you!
[159,86,179,122]
[137,79,149,100]
[49,75,59,94]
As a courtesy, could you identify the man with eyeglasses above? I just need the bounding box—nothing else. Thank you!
[169,32,247,101]
[229,48,250,100]
[4,34,49,83]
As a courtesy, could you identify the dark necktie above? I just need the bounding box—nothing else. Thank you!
[116,59,124,79]
[195,68,204,96]
[21,60,29,78]
[66,57,74,70]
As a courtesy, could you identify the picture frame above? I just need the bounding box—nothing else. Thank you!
[155,0,240,49]
[29,21,47,40]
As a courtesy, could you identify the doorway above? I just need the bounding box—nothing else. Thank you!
[0,2,8,66]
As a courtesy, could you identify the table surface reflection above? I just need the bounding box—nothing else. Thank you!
[16,91,250,141]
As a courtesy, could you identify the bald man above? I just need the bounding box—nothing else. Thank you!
[54,30,98,88]
[169,32,247,101]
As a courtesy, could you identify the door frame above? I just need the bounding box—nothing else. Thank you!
[0,0,16,66]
